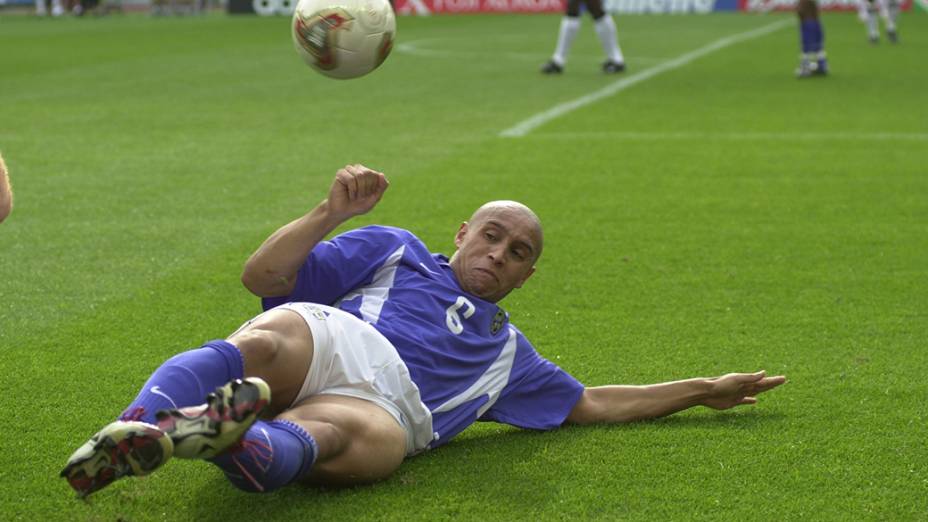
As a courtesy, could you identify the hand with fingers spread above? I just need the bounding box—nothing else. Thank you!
[702,371,787,410]
[566,370,787,425]
[327,164,389,223]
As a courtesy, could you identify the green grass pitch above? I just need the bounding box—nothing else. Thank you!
[1,8,926,521]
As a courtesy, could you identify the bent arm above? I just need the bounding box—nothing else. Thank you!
[241,201,343,297]
[241,165,388,298]
[565,371,786,425]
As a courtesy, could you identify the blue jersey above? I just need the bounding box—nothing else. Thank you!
[263,225,584,447]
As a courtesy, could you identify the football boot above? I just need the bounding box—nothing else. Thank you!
[540,60,564,74]
[61,421,172,498]
[602,60,626,73]
[156,377,270,460]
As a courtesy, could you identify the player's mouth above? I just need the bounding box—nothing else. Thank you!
[474,267,499,283]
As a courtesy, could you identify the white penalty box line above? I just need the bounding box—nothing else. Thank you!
[499,19,792,138]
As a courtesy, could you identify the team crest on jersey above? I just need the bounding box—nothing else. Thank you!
[293,9,354,71]
[490,309,506,335]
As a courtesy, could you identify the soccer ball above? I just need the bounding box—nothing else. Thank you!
[291,0,396,80]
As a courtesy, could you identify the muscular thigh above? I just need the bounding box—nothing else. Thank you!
[277,394,407,486]
[227,308,315,415]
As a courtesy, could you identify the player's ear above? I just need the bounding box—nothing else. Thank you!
[454,222,469,248]
[515,266,536,289]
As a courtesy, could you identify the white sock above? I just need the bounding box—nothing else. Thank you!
[866,12,879,38]
[552,17,581,66]
[886,3,898,31]
[594,15,624,64]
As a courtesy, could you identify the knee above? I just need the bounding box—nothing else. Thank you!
[233,329,284,369]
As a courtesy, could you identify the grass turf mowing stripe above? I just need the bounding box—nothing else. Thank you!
[499,19,791,138]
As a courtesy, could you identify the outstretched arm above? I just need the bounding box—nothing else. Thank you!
[241,164,389,297]
[565,371,786,425]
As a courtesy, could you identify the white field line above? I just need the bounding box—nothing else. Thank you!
[499,19,792,138]
[396,39,452,57]
[523,131,928,141]
[395,40,554,62]
[396,40,667,64]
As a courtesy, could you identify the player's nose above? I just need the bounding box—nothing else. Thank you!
[487,245,505,265]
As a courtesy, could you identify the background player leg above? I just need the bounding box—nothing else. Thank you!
[541,0,582,74]
[882,0,899,43]
[796,0,827,78]
[859,0,880,43]
[587,0,625,73]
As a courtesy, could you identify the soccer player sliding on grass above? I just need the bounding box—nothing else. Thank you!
[61,165,786,497]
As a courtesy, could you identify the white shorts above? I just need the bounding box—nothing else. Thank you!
[268,303,434,455]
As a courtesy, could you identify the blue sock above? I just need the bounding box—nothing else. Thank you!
[811,19,825,52]
[209,419,318,493]
[800,19,817,53]
[809,20,827,70]
[118,340,244,424]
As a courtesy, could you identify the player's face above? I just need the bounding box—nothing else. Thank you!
[451,207,540,303]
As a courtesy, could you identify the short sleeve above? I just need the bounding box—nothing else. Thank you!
[262,226,409,311]
[479,331,584,430]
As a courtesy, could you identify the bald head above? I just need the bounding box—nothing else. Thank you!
[467,201,543,261]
